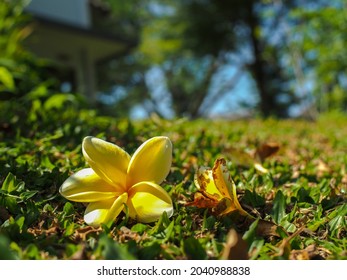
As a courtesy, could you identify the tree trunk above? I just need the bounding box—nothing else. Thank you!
[247,3,276,117]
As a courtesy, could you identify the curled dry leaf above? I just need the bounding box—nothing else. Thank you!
[187,158,249,217]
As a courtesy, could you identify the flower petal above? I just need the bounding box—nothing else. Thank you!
[84,193,128,226]
[82,136,130,189]
[127,181,173,223]
[127,136,172,186]
[104,192,128,224]
[59,168,121,202]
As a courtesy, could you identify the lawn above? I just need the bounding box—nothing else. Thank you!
[0,105,346,260]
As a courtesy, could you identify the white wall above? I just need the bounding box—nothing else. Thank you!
[26,0,91,28]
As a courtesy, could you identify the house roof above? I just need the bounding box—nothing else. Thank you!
[89,0,111,12]
[24,13,137,67]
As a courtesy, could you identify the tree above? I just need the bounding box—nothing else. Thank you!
[97,0,250,118]
[96,0,314,118]
[292,0,347,112]
[173,0,304,117]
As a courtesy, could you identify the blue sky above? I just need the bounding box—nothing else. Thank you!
[129,64,259,119]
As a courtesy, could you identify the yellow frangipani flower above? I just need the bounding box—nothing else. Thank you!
[59,136,173,226]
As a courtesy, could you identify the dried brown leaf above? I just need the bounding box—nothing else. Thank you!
[221,229,249,260]
[116,226,147,243]
[255,142,280,162]
[256,219,281,237]
[289,244,317,260]
[72,226,102,242]
[186,192,219,209]
[189,158,250,216]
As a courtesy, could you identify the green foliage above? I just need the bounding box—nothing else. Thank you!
[1,101,346,259]
[0,0,53,99]
[292,1,347,112]
[167,0,301,117]
[183,237,207,260]
[271,190,286,225]
[97,0,303,118]
[94,0,347,118]
[0,0,83,131]
[0,66,15,91]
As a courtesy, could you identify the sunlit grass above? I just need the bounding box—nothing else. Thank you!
[0,109,346,259]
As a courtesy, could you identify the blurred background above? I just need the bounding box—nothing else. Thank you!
[1,0,347,120]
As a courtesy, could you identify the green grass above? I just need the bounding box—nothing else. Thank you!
[0,106,346,260]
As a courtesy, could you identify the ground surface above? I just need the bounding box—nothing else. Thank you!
[0,110,346,259]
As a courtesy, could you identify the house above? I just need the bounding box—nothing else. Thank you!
[24,0,137,100]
